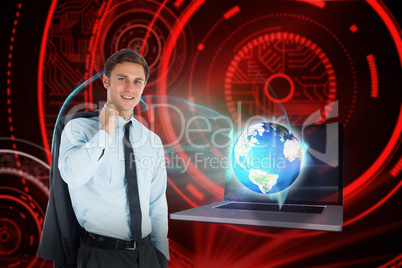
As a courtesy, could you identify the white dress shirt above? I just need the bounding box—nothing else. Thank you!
[58,106,169,260]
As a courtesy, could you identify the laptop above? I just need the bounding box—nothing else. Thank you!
[170,123,343,232]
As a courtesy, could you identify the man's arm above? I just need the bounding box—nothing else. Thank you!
[58,119,109,188]
[58,107,118,188]
[149,136,170,261]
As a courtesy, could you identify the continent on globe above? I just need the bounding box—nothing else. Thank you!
[249,169,279,194]
[232,122,303,194]
[284,139,303,162]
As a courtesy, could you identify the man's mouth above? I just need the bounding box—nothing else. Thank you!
[121,95,134,100]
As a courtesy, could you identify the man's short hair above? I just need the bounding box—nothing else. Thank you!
[104,49,150,82]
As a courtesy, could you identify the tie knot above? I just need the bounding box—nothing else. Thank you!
[124,121,132,130]
[124,121,132,142]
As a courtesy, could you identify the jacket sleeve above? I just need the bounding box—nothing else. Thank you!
[37,117,84,266]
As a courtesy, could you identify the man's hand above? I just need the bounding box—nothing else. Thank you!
[100,106,119,137]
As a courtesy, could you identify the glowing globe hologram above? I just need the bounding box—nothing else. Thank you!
[231,122,303,194]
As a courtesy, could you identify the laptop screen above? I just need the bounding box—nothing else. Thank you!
[224,123,343,206]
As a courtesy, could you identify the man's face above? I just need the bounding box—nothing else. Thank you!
[103,61,146,116]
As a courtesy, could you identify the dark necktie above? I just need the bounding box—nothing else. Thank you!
[123,121,142,241]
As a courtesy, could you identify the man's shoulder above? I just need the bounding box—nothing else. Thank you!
[58,110,100,134]
[66,110,99,121]
[63,110,99,124]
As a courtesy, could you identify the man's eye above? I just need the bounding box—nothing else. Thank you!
[135,80,142,84]
[119,78,125,81]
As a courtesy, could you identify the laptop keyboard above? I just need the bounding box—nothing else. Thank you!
[215,202,325,214]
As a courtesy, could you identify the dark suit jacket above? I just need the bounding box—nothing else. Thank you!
[37,110,99,266]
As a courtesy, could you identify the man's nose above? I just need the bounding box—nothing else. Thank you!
[125,82,135,91]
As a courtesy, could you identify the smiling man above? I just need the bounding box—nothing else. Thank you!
[38,49,169,268]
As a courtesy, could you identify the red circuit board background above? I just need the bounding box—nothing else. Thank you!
[1,0,402,267]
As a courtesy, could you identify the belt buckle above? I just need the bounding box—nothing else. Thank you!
[126,240,136,250]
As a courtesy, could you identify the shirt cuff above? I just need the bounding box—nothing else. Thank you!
[97,129,114,151]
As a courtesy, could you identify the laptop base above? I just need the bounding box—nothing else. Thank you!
[170,201,343,232]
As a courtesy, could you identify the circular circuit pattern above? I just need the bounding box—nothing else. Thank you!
[223,30,338,123]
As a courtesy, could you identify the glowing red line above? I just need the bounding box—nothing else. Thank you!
[158,0,224,198]
[8,261,21,268]
[225,224,322,239]
[174,0,185,8]
[367,0,402,69]
[140,0,168,55]
[295,0,325,8]
[86,2,103,105]
[189,15,224,96]
[223,6,240,20]
[88,0,113,108]
[167,177,197,207]
[146,97,153,124]
[390,156,402,177]
[367,54,379,98]
[97,1,106,17]
[344,104,402,199]
[378,253,402,268]
[186,184,204,200]
[38,0,58,164]
[345,178,402,227]
[268,220,402,267]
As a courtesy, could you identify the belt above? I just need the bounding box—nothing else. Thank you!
[82,232,151,250]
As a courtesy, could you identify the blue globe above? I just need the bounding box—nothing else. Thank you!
[231,122,303,194]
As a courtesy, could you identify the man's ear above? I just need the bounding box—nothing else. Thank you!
[102,74,109,89]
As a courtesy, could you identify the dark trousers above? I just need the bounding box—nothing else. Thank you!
[54,243,167,268]
[78,242,167,268]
